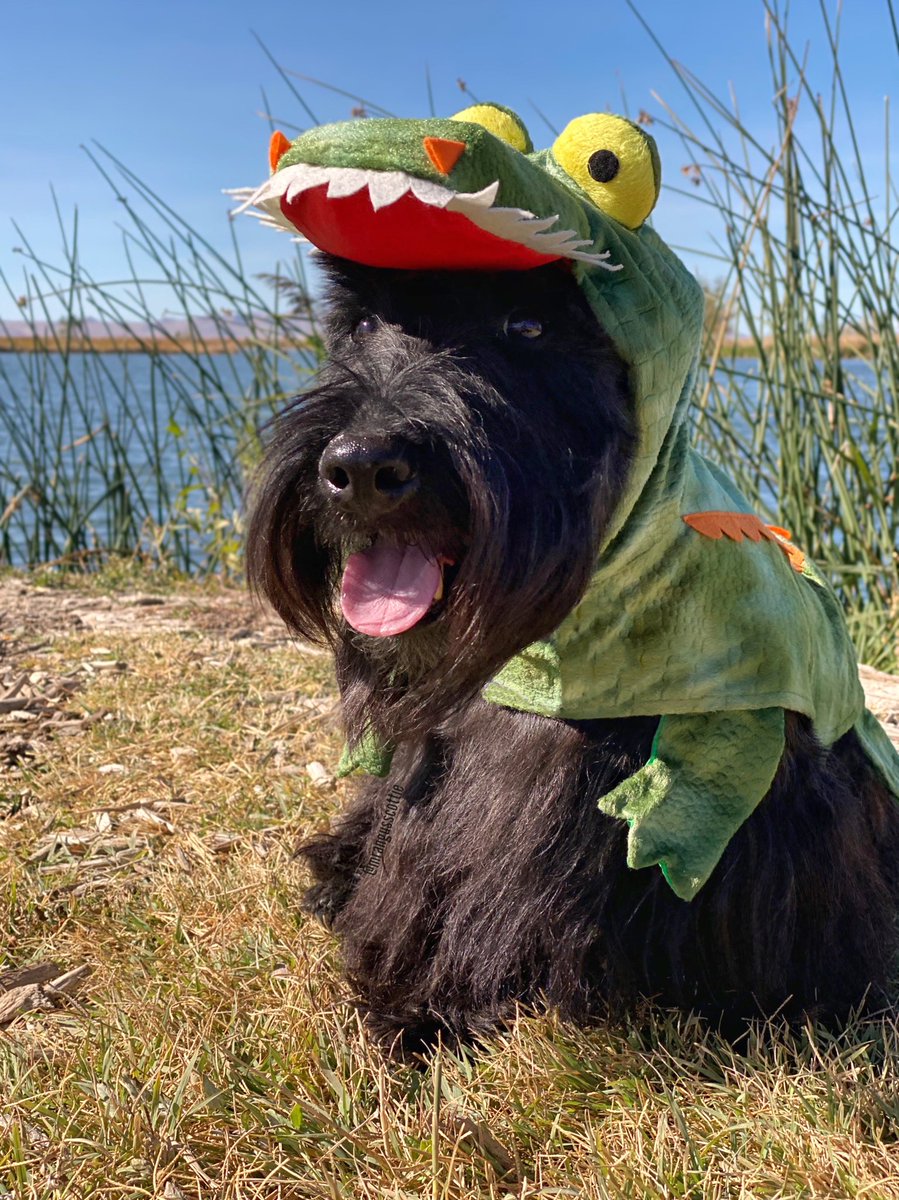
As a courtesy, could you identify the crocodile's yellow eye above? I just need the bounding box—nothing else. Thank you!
[450,103,533,154]
[552,113,660,229]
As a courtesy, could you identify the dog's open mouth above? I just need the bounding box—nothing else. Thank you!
[231,164,619,272]
[341,540,455,637]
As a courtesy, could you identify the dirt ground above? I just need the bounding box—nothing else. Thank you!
[2,576,898,774]
[0,578,314,772]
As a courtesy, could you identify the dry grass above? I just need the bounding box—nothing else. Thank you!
[3,570,899,1199]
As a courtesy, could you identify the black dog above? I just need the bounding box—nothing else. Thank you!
[247,254,899,1056]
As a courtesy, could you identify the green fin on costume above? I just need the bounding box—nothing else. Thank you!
[599,709,785,901]
[336,732,394,779]
[236,100,899,900]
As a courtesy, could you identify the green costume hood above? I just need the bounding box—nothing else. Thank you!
[234,104,899,900]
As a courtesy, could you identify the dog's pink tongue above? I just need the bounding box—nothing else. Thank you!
[341,543,442,637]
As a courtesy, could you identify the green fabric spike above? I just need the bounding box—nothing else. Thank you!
[336,731,394,779]
[598,709,785,901]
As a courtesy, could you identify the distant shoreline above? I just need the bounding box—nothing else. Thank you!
[0,336,308,355]
[0,334,882,358]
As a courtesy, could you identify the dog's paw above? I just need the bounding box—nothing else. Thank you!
[301,881,354,928]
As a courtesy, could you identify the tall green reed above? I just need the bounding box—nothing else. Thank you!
[0,153,321,575]
[639,0,898,667]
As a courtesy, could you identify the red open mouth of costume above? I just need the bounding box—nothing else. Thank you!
[279,180,564,271]
[235,148,605,273]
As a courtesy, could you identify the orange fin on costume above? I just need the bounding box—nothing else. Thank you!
[777,539,806,572]
[683,511,772,543]
[269,130,292,173]
[684,512,806,573]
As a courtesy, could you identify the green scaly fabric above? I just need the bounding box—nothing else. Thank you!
[237,104,899,901]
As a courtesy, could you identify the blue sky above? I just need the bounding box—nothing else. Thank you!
[1,0,895,320]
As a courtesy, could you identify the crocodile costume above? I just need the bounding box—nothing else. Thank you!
[234,104,899,901]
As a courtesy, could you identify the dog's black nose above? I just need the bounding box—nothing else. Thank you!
[319,435,419,518]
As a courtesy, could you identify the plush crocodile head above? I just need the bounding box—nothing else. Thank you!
[232,102,705,544]
[234,103,662,269]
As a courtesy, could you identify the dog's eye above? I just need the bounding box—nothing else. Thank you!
[503,316,543,340]
[354,316,377,336]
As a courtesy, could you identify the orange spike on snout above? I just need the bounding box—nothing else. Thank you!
[269,130,292,173]
[422,136,466,175]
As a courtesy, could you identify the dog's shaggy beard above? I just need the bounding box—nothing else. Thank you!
[246,257,635,746]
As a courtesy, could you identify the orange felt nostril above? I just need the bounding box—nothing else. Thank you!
[269,130,292,172]
[422,136,466,175]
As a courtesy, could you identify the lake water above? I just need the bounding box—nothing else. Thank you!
[0,349,890,569]
[0,349,309,567]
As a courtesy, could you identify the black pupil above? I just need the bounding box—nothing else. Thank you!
[587,149,620,184]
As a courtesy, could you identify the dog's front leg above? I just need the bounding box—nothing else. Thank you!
[297,732,438,926]
[296,779,383,927]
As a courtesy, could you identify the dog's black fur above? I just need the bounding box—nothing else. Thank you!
[247,254,899,1057]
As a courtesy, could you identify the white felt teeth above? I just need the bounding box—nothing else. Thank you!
[409,177,456,206]
[366,171,418,211]
[446,194,608,265]
[226,166,622,270]
[325,168,370,199]
[285,166,331,203]
[454,180,500,208]
[224,184,305,236]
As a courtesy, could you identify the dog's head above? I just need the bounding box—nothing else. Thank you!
[238,105,704,741]
[247,256,634,738]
